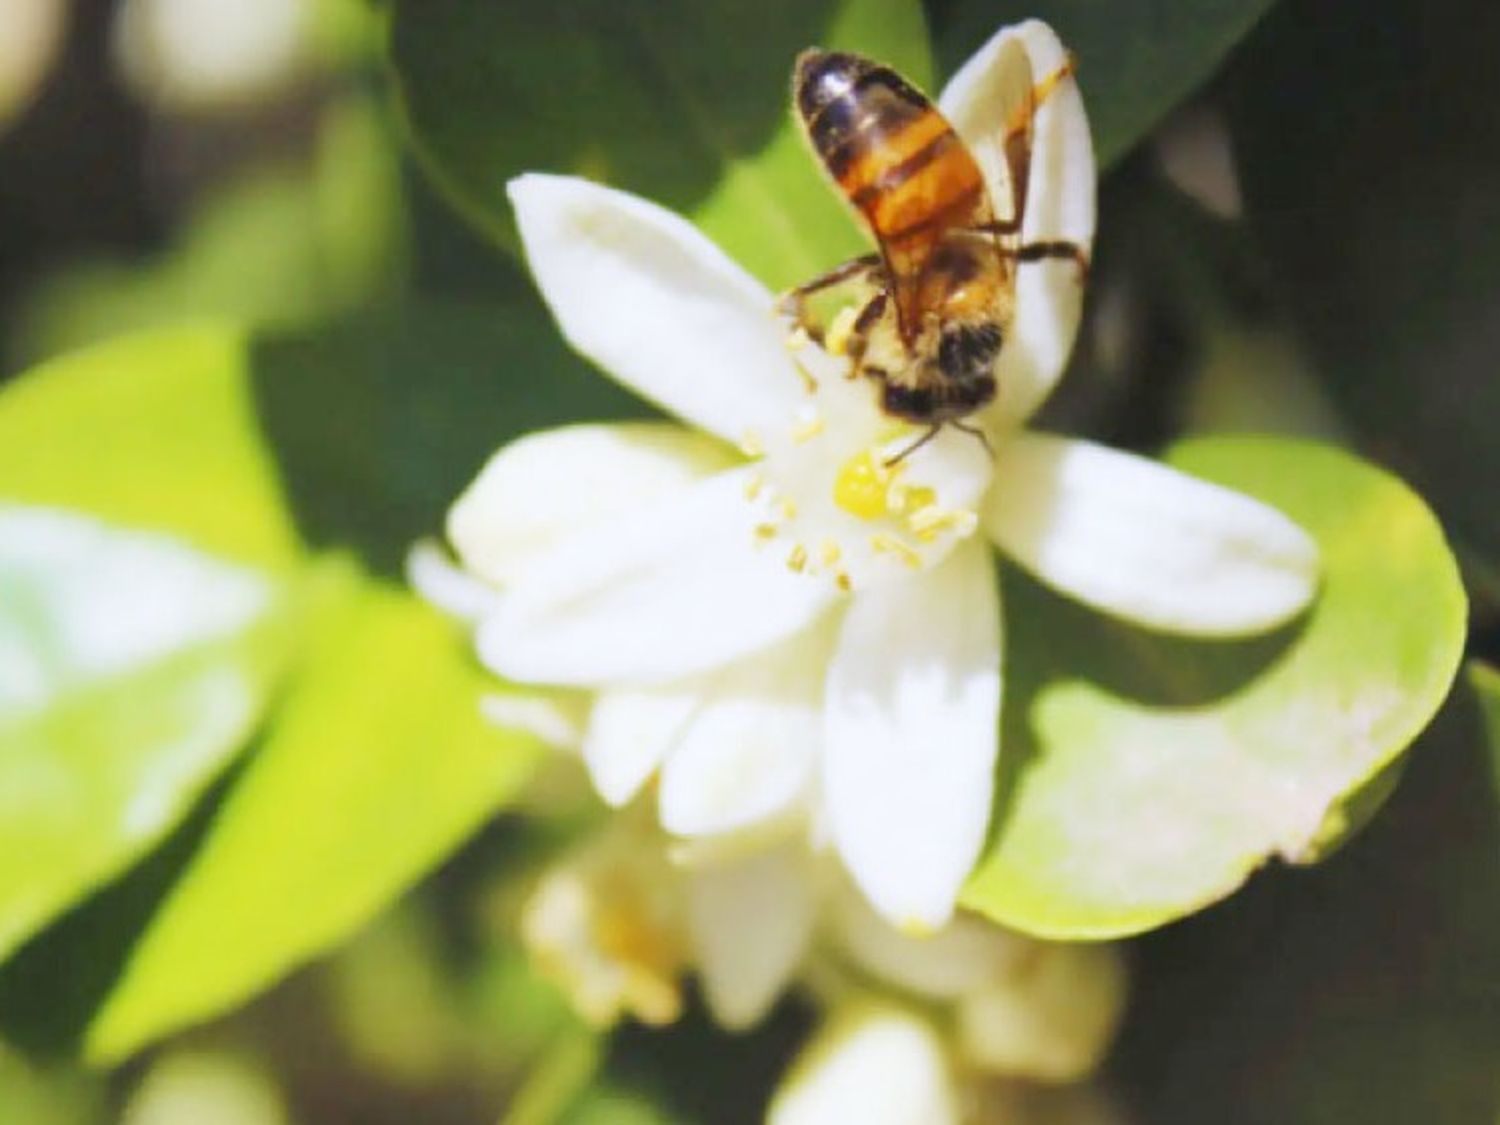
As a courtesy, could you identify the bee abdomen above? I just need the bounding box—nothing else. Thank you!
[794,50,986,249]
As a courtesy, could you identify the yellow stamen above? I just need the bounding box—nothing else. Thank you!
[787,544,808,573]
[825,305,861,357]
[777,496,799,521]
[907,505,979,542]
[819,539,842,568]
[791,406,825,444]
[743,472,765,501]
[870,533,923,569]
[836,571,853,593]
[754,523,778,542]
[833,450,894,521]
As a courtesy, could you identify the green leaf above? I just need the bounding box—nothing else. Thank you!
[0,311,569,1053]
[963,436,1467,938]
[84,569,547,1064]
[928,0,1278,168]
[1115,683,1499,1123]
[1225,0,1500,564]
[0,324,303,570]
[0,507,296,964]
[388,0,932,289]
[1476,662,1500,784]
[10,95,406,368]
[248,297,650,577]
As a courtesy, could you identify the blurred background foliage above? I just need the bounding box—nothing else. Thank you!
[0,0,1495,1121]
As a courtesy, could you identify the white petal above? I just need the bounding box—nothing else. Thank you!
[940,21,1096,426]
[830,881,1029,1000]
[478,466,836,686]
[984,433,1319,635]
[509,173,804,443]
[658,626,830,837]
[769,1002,961,1125]
[405,539,500,623]
[823,539,1002,932]
[957,942,1128,1081]
[583,685,699,807]
[685,839,817,1030]
[448,422,734,587]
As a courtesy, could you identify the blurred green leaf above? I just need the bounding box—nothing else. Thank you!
[1226,0,1500,565]
[928,0,1277,167]
[1477,662,1500,785]
[964,437,1467,937]
[0,324,302,569]
[249,297,649,577]
[1114,681,1499,1124]
[85,571,547,1064]
[9,95,406,368]
[0,311,572,1057]
[0,508,296,965]
[388,0,931,289]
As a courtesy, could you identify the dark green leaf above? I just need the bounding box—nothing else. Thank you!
[1226,0,1500,563]
[388,0,932,289]
[928,0,1278,167]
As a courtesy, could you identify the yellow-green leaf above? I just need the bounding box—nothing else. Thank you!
[964,437,1467,938]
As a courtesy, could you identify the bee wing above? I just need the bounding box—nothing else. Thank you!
[941,36,1036,240]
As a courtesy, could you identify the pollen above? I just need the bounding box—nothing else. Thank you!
[870,533,923,569]
[833,449,896,521]
[825,305,861,357]
[908,504,979,542]
[791,404,825,443]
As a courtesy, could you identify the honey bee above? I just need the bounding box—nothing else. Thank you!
[779,48,1088,459]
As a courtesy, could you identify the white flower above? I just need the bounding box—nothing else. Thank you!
[434,21,1319,932]
[516,810,1126,1089]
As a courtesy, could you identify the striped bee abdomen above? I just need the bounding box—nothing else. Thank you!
[793,49,995,340]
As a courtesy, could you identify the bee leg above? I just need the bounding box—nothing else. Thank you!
[1013,239,1091,282]
[884,424,944,467]
[949,419,995,458]
[775,253,882,343]
[835,290,888,376]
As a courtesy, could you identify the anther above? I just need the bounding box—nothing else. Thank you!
[870,533,923,569]
[786,544,809,574]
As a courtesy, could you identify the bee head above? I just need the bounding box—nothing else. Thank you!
[936,322,1003,385]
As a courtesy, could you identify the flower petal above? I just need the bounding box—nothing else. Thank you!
[509,173,804,442]
[685,838,816,1030]
[830,881,1030,1000]
[769,1002,961,1125]
[658,625,830,837]
[583,684,699,807]
[448,422,734,587]
[984,433,1320,635]
[940,21,1096,426]
[956,942,1127,1081]
[478,466,837,686]
[823,539,1002,932]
